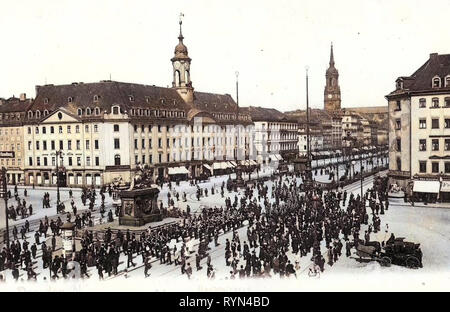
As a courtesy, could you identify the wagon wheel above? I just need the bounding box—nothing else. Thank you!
[380,256,391,267]
[405,256,420,269]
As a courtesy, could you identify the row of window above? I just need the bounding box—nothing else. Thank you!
[419,161,450,174]
[28,124,98,135]
[396,76,450,90]
[394,97,450,112]
[418,138,450,151]
[0,128,20,135]
[76,107,102,116]
[29,139,99,151]
[419,97,450,108]
[129,108,186,118]
[0,158,21,166]
[128,136,248,151]
[29,156,100,167]
[0,143,20,151]
[395,118,450,130]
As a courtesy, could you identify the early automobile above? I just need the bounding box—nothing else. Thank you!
[355,236,422,269]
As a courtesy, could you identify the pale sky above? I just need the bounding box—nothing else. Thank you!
[1,0,449,111]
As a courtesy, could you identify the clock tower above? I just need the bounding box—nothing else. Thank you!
[324,43,341,111]
[171,14,194,103]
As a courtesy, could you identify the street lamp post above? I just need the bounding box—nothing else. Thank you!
[55,150,64,212]
[304,66,313,193]
[1,167,9,249]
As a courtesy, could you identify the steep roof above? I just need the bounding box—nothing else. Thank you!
[387,53,450,97]
[193,91,238,114]
[0,97,33,113]
[239,106,296,122]
[29,81,191,116]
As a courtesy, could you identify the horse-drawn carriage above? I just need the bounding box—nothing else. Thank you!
[355,237,423,269]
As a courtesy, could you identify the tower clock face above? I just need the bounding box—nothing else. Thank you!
[328,94,333,99]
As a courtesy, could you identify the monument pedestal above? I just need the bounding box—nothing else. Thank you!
[119,187,161,227]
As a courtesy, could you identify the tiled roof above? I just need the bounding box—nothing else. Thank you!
[29,81,190,116]
[239,106,296,122]
[0,97,33,113]
[387,53,450,96]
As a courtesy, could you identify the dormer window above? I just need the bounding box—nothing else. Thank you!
[93,95,99,102]
[68,97,73,103]
[112,106,119,115]
[44,98,49,104]
[77,108,83,116]
[28,111,33,118]
[396,80,403,90]
[86,108,91,115]
[173,99,176,105]
[43,109,49,116]
[446,75,450,87]
[130,109,135,116]
[129,95,134,102]
[36,110,41,118]
[432,76,441,88]
[160,99,165,105]
[95,107,100,115]
[145,96,150,103]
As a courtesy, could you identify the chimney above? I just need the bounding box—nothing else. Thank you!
[430,53,438,61]
[35,85,41,95]
[20,93,26,101]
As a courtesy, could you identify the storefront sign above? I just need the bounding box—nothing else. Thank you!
[0,151,14,158]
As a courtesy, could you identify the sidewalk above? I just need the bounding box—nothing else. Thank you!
[6,184,83,192]
[390,199,450,210]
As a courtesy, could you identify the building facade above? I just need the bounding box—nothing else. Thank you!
[386,53,450,200]
[239,106,298,164]
[21,19,252,187]
[0,94,33,184]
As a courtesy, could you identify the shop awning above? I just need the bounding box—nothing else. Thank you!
[249,160,258,165]
[269,154,279,161]
[440,181,450,192]
[275,154,283,160]
[413,180,440,193]
[213,162,227,170]
[168,166,189,175]
[203,164,213,172]
[228,161,237,167]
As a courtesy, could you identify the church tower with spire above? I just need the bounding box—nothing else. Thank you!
[171,14,194,103]
[324,43,341,111]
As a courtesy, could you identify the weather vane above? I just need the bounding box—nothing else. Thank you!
[179,12,184,25]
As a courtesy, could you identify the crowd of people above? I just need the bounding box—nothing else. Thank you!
[0,165,390,282]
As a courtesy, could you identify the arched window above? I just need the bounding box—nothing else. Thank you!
[432,97,440,108]
[68,97,73,103]
[77,108,83,116]
[114,154,121,166]
[129,95,134,102]
[175,70,181,86]
[43,109,49,116]
[446,75,450,87]
[185,70,190,83]
[36,110,41,118]
[28,111,33,118]
[432,76,441,88]
[86,108,91,115]
[93,95,99,102]
[95,107,100,115]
